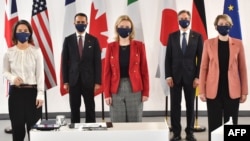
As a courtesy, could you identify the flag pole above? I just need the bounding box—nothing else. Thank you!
[101,93,105,122]
[194,90,206,132]
[44,90,48,120]
[165,96,172,131]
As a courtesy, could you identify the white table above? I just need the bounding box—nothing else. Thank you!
[30,122,169,141]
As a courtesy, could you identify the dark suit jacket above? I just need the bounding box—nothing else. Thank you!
[165,30,203,84]
[62,33,101,88]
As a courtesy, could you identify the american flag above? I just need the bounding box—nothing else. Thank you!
[31,0,57,89]
[5,0,18,48]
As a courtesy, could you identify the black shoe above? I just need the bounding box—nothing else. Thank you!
[4,127,12,134]
[170,135,181,141]
[186,134,197,141]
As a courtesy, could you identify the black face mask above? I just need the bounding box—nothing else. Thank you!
[16,32,30,43]
[179,20,190,28]
[75,24,87,32]
[217,25,231,36]
[117,28,132,38]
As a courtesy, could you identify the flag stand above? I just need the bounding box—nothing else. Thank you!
[101,93,105,122]
[193,95,206,132]
[4,89,49,134]
[44,90,48,120]
[4,83,12,134]
[165,96,172,131]
[40,90,57,125]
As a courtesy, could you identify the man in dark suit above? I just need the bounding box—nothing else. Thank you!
[165,10,203,141]
[62,13,101,123]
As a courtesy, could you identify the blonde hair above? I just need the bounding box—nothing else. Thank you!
[214,14,233,27]
[114,15,135,41]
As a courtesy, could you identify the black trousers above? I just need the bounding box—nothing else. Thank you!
[69,78,96,123]
[207,93,240,141]
[170,79,195,136]
[9,86,42,141]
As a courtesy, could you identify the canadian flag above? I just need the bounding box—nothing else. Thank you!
[89,0,108,96]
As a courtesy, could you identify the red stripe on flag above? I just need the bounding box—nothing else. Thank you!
[191,0,208,40]
[4,0,18,96]
[4,0,18,48]
[60,57,68,96]
[44,74,51,89]
[31,19,57,88]
[4,14,18,47]
[31,3,57,90]
[89,2,108,96]
[36,12,54,51]
[32,16,56,78]
[160,9,179,46]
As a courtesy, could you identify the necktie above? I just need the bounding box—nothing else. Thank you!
[182,32,187,54]
[78,35,83,57]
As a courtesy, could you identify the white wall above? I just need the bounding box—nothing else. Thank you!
[0,0,250,114]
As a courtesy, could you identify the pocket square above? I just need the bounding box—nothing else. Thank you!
[88,46,92,48]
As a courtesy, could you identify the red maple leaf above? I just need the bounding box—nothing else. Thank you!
[89,2,108,96]
[89,2,108,49]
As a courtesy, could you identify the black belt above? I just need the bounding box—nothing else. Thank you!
[11,85,37,89]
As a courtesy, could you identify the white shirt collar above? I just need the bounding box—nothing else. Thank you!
[76,31,86,37]
[180,29,190,35]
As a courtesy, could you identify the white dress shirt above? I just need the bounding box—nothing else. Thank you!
[180,29,190,47]
[76,31,86,47]
[3,45,45,100]
[166,29,191,80]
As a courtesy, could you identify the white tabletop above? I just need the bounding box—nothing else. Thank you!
[30,122,169,141]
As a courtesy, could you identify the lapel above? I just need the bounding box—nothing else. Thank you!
[174,32,181,52]
[83,33,89,49]
[72,33,81,59]
[228,37,237,69]
[112,41,120,67]
[111,40,140,70]
[210,37,219,66]
[129,40,136,70]
[187,30,195,47]
[210,37,236,68]
[186,30,196,54]
[81,33,91,60]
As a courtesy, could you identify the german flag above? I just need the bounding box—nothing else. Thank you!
[191,0,208,40]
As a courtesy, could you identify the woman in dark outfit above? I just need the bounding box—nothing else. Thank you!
[199,14,248,141]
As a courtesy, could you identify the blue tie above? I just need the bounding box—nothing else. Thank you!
[182,32,187,54]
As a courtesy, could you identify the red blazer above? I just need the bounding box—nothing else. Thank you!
[199,37,248,99]
[104,40,149,98]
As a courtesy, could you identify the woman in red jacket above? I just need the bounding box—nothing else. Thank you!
[104,15,149,122]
